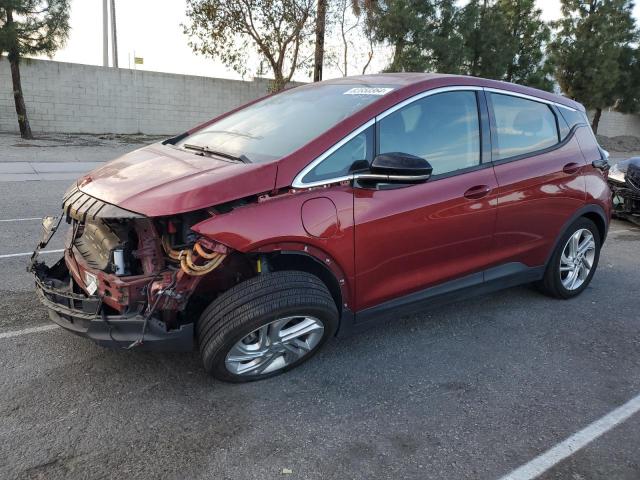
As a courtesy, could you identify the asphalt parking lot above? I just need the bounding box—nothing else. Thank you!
[1,170,640,479]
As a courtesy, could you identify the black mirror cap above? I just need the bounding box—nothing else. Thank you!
[371,152,433,177]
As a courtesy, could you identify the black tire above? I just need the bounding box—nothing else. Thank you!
[537,217,602,299]
[196,270,339,382]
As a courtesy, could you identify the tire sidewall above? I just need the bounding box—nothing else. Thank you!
[550,218,602,298]
[208,303,337,383]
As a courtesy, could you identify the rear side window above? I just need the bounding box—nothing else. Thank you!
[377,91,481,175]
[490,93,559,160]
[558,107,589,140]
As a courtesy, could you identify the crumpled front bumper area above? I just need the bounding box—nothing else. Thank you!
[33,258,193,351]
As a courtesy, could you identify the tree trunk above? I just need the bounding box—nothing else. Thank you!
[505,64,514,82]
[6,9,33,140]
[591,107,602,134]
[389,39,405,72]
[313,0,327,82]
[270,74,287,93]
[9,52,33,140]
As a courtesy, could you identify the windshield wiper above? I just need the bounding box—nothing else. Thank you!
[182,144,251,163]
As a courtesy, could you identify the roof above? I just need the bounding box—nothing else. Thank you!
[315,73,584,112]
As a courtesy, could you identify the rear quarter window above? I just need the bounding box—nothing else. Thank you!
[490,93,559,161]
[557,107,590,140]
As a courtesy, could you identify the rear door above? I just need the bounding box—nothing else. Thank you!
[353,89,499,311]
[486,91,587,268]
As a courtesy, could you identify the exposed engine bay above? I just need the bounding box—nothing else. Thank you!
[28,184,256,351]
[608,157,640,226]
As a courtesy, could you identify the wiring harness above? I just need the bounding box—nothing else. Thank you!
[162,235,227,276]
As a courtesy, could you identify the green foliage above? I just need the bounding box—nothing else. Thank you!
[184,0,315,91]
[0,0,70,62]
[496,0,552,89]
[369,0,553,90]
[457,0,511,78]
[428,0,464,74]
[549,0,638,112]
[614,45,640,113]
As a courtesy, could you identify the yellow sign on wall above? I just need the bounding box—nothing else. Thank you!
[134,57,144,65]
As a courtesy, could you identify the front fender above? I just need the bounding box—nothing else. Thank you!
[191,187,356,307]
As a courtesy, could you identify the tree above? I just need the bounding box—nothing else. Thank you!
[614,45,640,114]
[313,0,326,81]
[429,0,465,74]
[326,0,379,76]
[370,0,438,72]
[184,0,314,92]
[457,0,509,78]
[550,0,637,133]
[0,0,70,139]
[370,0,552,89]
[329,0,360,76]
[495,0,553,90]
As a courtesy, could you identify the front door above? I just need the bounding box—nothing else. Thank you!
[354,90,499,312]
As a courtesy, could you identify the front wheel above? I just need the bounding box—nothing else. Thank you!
[196,271,339,382]
[537,217,602,299]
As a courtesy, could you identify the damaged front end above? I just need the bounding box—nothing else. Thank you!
[30,185,232,351]
[609,157,640,226]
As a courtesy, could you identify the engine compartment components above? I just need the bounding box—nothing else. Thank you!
[73,219,133,273]
[161,234,227,276]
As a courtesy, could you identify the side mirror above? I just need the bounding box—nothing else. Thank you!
[354,152,432,184]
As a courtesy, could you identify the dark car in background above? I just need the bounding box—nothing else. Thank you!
[608,156,640,225]
[31,73,611,382]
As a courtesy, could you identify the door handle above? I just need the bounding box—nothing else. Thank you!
[563,162,581,174]
[464,185,492,200]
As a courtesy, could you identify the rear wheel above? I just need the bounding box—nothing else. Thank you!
[196,271,338,382]
[538,217,601,299]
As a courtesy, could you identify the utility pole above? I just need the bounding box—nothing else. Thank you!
[110,0,118,68]
[102,0,109,67]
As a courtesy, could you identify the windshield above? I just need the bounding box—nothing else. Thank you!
[176,84,394,163]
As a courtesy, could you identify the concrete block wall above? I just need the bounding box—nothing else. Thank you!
[0,58,275,135]
[589,110,640,138]
[2,58,640,138]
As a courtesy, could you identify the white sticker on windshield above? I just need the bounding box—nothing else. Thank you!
[343,87,394,96]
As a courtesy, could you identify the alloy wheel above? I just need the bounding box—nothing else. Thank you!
[225,316,325,376]
[559,228,596,291]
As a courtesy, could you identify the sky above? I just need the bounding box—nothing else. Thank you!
[41,0,640,82]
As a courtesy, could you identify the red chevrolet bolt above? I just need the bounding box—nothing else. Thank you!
[31,74,612,382]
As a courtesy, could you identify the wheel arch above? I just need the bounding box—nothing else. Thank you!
[266,251,344,314]
[249,242,352,309]
[582,210,607,244]
[545,203,609,268]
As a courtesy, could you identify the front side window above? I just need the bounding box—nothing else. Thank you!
[301,127,373,184]
[490,93,559,160]
[377,91,481,176]
[176,84,392,163]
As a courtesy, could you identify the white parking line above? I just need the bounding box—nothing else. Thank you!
[498,392,640,480]
[0,324,59,340]
[0,217,42,222]
[0,249,64,259]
